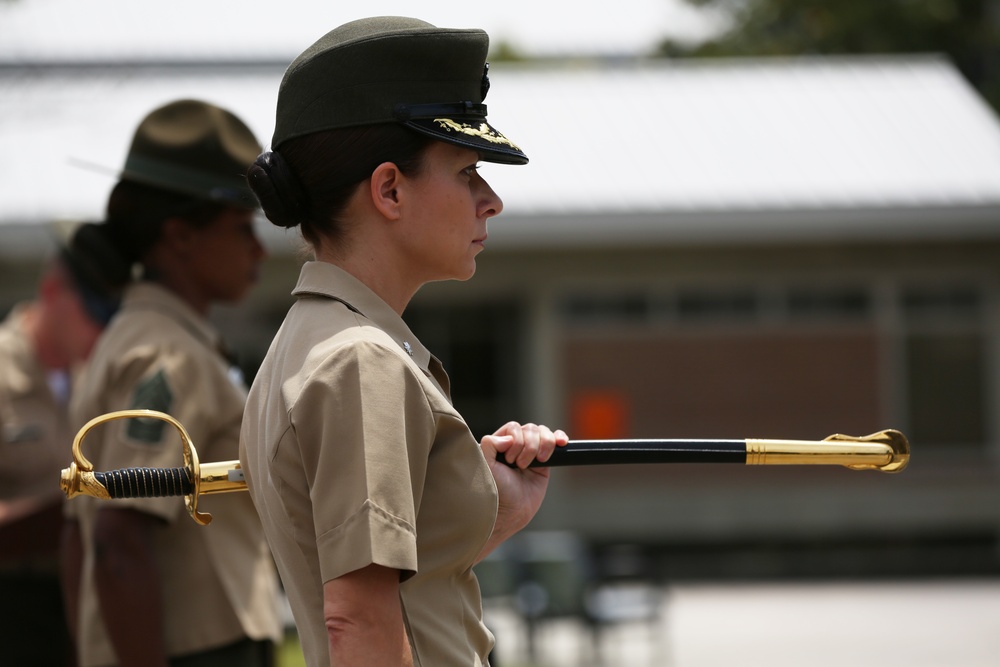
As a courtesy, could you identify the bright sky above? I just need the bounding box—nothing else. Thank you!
[0,0,726,59]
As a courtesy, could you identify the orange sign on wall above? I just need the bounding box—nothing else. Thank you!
[570,390,630,440]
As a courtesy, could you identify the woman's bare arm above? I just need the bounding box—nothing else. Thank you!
[323,563,413,666]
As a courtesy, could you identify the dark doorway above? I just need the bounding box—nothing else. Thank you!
[404,300,523,439]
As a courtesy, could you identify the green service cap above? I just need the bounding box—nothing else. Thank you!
[272,16,527,165]
[121,99,262,207]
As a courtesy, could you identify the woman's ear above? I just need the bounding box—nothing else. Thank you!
[369,162,403,221]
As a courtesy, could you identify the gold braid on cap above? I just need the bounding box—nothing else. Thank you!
[433,119,522,150]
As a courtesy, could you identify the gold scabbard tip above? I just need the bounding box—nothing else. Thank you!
[747,429,910,472]
[825,429,910,473]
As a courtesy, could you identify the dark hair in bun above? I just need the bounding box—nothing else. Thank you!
[248,125,432,251]
[66,222,132,292]
[57,221,130,325]
[247,150,309,230]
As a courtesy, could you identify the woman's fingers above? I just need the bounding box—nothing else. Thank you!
[486,422,569,468]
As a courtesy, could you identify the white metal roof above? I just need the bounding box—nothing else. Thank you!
[485,56,1000,210]
[1,62,283,225]
[3,55,1000,248]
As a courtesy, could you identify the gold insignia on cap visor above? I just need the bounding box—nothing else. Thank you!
[433,118,523,150]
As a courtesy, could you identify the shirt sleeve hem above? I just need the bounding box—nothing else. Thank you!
[317,498,418,583]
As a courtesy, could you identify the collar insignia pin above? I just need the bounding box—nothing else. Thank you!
[403,341,413,356]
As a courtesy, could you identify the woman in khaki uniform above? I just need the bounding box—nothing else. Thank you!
[62,100,282,667]
[0,232,118,667]
[241,16,568,667]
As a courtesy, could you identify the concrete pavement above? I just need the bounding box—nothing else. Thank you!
[484,578,1000,667]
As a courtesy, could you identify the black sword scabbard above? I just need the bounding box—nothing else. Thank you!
[498,431,909,472]
[518,439,748,467]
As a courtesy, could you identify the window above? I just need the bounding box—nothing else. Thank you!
[559,293,649,325]
[901,283,986,447]
[902,285,981,322]
[905,333,986,446]
[786,286,871,320]
[675,288,758,322]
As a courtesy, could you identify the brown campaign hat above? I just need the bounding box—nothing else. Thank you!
[272,16,528,165]
[120,99,262,206]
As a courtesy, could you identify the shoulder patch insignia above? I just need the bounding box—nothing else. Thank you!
[126,369,174,444]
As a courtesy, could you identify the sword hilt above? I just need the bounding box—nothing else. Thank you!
[60,409,246,525]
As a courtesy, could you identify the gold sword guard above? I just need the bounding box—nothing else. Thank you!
[60,409,245,525]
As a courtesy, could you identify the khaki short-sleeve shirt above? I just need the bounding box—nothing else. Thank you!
[0,306,72,504]
[0,305,74,575]
[69,282,281,667]
[241,261,499,667]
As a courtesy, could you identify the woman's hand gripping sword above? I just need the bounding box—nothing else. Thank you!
[60,410,909,526]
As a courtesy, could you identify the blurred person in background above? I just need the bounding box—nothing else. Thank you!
[0,227,120,667]
[61,99,283,667]
[241,16,567,667]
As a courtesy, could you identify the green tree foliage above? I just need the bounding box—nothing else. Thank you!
[663,0,1000,110]
[489,40,529,62]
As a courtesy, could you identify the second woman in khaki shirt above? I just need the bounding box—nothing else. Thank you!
[62,99,282,667]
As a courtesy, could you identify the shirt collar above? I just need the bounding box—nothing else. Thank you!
[291,261,434,372]
[123,282,223,353]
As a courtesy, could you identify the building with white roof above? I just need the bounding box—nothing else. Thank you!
[4,54,1000,241]
[3,54,999,581]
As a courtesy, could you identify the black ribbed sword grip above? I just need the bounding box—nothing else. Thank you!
[94,467,193,499]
